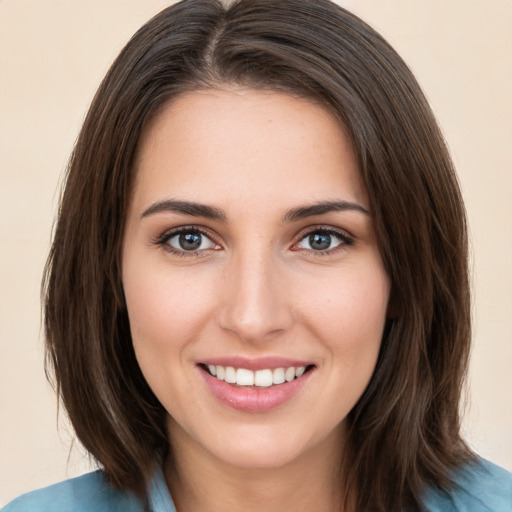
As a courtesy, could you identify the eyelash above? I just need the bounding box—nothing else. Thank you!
[153,225,354,257]
[153,226,219,258]
[293,227,354,255]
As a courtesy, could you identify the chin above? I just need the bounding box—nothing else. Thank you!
[212,442,309,470]
[201,421,342,471]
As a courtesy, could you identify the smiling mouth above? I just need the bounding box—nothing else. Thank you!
[199,364,315,389]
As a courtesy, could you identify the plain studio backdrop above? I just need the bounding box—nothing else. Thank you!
[0,0,511,505]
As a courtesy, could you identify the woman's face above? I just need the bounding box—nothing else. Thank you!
[122,88,391,470]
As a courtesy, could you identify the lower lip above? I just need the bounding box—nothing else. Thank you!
[199,367,314,413]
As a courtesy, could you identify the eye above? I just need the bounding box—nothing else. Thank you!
[163,229,219,253]
[294,229,352,253]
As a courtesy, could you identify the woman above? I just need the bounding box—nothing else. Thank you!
[3,0,511,511]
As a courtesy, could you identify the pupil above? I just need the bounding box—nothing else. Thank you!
[179,232,201,250]
[310,233,331,250]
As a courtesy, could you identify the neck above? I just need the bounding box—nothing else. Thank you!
[165,420,351,512]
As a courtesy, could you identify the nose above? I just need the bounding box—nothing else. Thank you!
[216,248,293,343]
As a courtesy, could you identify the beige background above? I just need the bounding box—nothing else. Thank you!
[1,0,511,505]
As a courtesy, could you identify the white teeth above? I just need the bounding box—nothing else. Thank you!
[273,367,285,385]
[236,368,254,386]
[295,366,306,377]
[224,366,236,384]
[285,367,295,382]
[254,369,273,387]
[207,364,310,387]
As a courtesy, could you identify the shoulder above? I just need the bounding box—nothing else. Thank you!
[422,457,512,512]
[2,471,144,512]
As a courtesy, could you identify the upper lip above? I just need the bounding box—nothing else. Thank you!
[198,356,314,371]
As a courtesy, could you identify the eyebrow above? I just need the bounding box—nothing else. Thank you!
[141,199,227,221]
[281,200,370,222]
[141,199,369,222]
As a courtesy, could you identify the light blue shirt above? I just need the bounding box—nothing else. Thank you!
[3,458,511,511]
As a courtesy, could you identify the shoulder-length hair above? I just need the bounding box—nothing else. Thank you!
[43,0,473,510]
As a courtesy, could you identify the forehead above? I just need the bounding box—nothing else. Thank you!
[132,87,368,212]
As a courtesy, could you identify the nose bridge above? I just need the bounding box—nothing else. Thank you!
[217,242,292,342]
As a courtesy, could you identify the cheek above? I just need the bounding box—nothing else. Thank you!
[297,261,390,363]
[122,261,221,415]
[123,261,217,361]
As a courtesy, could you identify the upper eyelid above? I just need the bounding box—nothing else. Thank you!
[295,224,354,240]
[156,225,218,243]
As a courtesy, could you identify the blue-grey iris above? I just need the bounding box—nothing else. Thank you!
[309,233,331,250]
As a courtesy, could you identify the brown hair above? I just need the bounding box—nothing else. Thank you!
[43,0,474,510]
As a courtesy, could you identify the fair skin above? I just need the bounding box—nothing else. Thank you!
[122,88,391,512]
